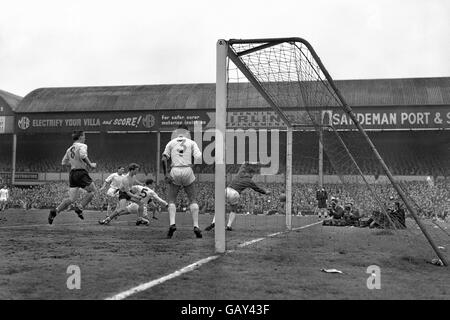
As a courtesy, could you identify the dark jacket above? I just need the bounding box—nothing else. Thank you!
[316,190,328,208]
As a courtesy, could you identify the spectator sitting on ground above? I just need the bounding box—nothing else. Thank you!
[343,202,361,225]
[328,197,345,219]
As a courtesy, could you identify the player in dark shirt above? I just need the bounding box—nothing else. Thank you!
[228,176,267,194]
[205,162,271,231]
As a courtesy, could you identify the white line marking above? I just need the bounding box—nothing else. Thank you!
[105,220,322,300]
[238,221,322,247]
[292,221,323,231]
[267,231,283,237]
[105,255,220,300]
[238,237,266,247]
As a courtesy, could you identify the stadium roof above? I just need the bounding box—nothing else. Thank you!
[16,77,450,113]
[0,89,22,115]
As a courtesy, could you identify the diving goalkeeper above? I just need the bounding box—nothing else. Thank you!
[204,162,271,231]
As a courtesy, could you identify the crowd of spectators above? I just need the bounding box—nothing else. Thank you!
[1,130,448,220]
[4,179,449,221]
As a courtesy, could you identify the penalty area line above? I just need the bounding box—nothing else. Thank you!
[104,220,321,300]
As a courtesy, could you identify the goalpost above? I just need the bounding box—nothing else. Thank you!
[215,37,447,266]
[216,39,295,253]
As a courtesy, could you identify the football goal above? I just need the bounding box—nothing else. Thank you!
[214,38,448,266]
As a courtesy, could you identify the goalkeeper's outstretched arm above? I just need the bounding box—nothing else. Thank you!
[249,181,270,195]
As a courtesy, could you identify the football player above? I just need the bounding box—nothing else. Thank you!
[99,166,125,217]
[99,179,168,225]
[204,162,271,232]
[0,184,9,212]
[162,124,203,239]
[48,131,98,224]
[115,163,142,211]
[141,179,161,220]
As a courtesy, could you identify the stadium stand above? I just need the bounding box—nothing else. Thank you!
[8,132,158,174]
[1,78,448,222]
[1,130,448,176]
[0,134,12,172]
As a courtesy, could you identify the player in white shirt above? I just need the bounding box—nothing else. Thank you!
[99,166,125,217]
[139,179,164,220]
[162,124,203,239]
[99,179,168,225]
[0,185,9,211]
[48,131,98,224]
[144,180,161,220]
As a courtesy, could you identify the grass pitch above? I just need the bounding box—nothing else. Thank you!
[0,209,448,300]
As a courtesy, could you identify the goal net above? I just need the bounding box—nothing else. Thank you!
[214,38,448,266]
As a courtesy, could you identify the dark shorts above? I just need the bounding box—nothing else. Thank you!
[69,169,93,188]
[118,190,131,201]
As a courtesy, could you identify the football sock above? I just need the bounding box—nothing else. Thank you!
[143,204,148,218]
[168,203,176,225]
[227,212,236,228]
[190,203,199,228]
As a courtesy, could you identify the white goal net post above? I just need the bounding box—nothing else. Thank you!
[214,37,447,266]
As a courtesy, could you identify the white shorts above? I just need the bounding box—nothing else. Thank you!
[170,167,196,187]
[0,199,7,203]
[226,187,240,205]
[126,203,140,215]
[106,187,119,197]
